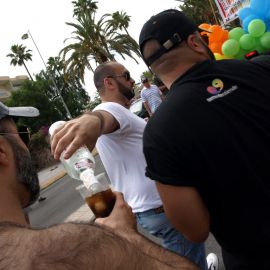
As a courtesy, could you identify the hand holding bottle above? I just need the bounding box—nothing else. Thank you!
[51,114,102,160]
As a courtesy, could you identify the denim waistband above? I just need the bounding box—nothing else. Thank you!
[135,206,164,216]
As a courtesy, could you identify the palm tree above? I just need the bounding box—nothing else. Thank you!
[7,44,33,81]
[110,11,131,36]
[60,1,140,83]
[72,0,98,19]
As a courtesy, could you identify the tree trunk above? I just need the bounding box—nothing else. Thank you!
[22,61,34,81]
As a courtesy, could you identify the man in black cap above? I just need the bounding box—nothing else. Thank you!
[0,101,198,269]
[139,9,270,270]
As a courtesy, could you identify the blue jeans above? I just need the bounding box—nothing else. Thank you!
[135,208,207,270]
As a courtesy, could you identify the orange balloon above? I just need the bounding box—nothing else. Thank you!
[199,23,211,31]
[220,30,229,42]
[210,25,224,42]
[210,42,222,54]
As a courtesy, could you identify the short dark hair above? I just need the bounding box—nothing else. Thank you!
[94,62,115,93]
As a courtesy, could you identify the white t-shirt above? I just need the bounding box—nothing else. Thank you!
[93,102,162,213]
[141,85,162,113]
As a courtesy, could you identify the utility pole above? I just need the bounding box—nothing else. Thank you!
[22,31,72,119]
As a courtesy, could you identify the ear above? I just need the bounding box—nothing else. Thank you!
[186,34,205,54]
[103,77,115,90]
[0,137,11,166]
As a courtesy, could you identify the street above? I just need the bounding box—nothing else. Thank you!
[28,154,225,269]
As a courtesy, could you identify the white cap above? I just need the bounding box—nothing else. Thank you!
[49,121,66,136]
[0,101,39,120]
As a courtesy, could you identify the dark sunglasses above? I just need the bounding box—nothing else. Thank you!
[108,71,131,81]
[0,129,31,146]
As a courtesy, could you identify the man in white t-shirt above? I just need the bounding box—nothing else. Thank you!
[140,77,163,116]
[50,61,206,269]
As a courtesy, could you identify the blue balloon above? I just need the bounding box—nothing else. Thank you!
[250,0,268,15]
[238,7,253,21]
[243,15,257,32]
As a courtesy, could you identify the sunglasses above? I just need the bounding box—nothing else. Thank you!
[0,129,31,146]
[108,71,131,81]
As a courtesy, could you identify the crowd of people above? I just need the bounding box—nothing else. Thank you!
[1,8,270,270]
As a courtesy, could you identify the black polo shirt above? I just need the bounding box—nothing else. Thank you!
[143,58,270,255]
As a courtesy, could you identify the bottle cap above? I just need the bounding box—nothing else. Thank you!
[49,121,66,136]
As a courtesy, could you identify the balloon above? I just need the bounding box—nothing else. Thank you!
[238,7,253,21]
[250,0,268,15]
[229,27,245,41]
[210,42,222,54]
[214,53,224,60]
[222,39,240,57]
[220,30,229,42]
[243,15,257,32]
[235,48,248,60]
[209,25,224,42]
[239,34,256,50]
[260,31,270,49]
[248,19,266,37]
[199,23,211,31]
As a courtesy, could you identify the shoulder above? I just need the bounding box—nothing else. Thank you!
[94,102,128,114]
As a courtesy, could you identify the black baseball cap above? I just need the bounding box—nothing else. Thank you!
[139,9,199,66]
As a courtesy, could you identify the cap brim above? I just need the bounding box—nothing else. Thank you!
[8,106,40,118]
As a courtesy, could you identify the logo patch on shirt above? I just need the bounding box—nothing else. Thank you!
[206,78,238,102]
[207,79,224,95]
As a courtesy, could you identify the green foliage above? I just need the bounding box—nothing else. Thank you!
[85,92,101,111]
[141,70,154,81]
[7,44,33,80]
[60,0,140,83]
[37,56,91,118]
[5,80,63,132]
[29,130,57,170]
[176,0,221,25]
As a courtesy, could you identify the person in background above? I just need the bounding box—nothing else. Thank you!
[0,101,198,270]
[140,77,163,116]
[50,61,207,269]
[139,9,270,270]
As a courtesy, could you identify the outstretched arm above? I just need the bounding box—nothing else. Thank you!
[51,110,119,160]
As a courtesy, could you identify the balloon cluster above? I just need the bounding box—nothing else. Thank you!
[238,0,270,32]
[222,23,270,59]
[200,0,270,61]
[199,23,229,60]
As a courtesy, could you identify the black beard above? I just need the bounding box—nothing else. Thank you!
[6,136,40,206]
[116,80,135,101]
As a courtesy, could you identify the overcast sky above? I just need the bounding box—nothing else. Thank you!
[0,0,178,99]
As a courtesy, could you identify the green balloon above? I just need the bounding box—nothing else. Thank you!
[248,19,266,37]
[253,37,268,53]
[222,39,240,57]
[260,31,270,49]
[239,34,256,50]
[235,48,248,60]
[229,27,245,41]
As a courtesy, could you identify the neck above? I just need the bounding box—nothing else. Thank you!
[101,95,128,107]
[0,187,28,226]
